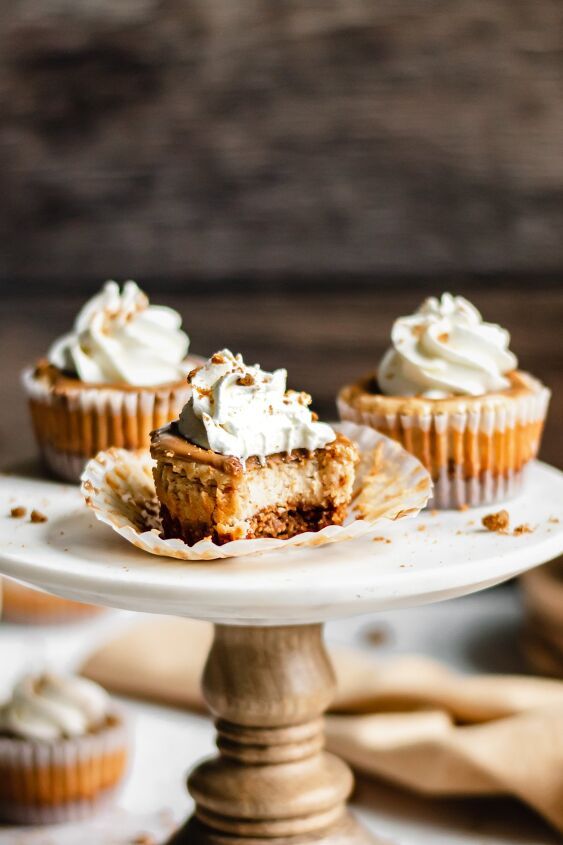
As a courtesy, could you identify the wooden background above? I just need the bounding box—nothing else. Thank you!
[2,0,563,286]
[2,284,561,470]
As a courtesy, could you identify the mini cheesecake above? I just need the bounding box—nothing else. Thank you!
[151,424,358,545]
[149,349,358,545]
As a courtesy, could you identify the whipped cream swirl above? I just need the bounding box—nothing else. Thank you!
[0,674,111,741]
[378,294,518,398]
[178,349,335,460]
[48,281,190,386]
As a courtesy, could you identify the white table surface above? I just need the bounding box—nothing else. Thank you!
[0,586,559,845]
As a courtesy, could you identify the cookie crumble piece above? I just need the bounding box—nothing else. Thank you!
[30,509,48,523]
[237,374,255,386]
[482,510,509,534]
[513,523,533,535]
[10,506,27,518]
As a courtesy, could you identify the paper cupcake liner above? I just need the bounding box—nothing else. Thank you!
[22,360,203,483]
[0,712,129,824]
[1,578,105,625]
[338,378,550,509]
[81,422,432,561]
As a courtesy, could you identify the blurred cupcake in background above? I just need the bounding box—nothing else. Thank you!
[1,578,105,625]
[338,293,550,508]
[22,280,203,482]
[0,672,129,823]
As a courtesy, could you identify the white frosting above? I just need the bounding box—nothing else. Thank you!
[378,294,518,398]
[178,349,335,461]
[0,674,111,741]
[48,280,190,386]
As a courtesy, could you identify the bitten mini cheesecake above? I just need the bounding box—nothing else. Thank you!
[338,294,550,508]
[151,350,359,545]
[0,672,129,823]
[23,280,202,482]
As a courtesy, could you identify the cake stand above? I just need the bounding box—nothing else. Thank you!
[1,461,563,844]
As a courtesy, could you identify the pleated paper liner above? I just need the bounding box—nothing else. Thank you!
[21,358,204,483]
[0,711,129,824]
[81,422,432,561]
[338,371,550,509]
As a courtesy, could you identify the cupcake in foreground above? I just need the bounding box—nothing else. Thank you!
[0,672,129,823]
[23,280,203,483]
[1,578,105,625]
[150,350,359,545]
[338,294,550,508]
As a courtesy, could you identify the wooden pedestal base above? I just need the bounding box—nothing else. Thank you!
[167,624,379,845]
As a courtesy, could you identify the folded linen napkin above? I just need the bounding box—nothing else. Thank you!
[81,617,563,832]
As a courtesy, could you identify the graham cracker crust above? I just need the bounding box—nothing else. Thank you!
[160,502,348,545]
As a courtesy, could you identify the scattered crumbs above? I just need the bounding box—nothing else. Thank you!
[237,373,255,386]
[10,506,27,518]
[437,332,449,343]
[64,547,69,552]
[373,536,391,544]
[430,509,438,517]
[455,530,464,536]
[513,523,534,536]
[131,836,156,845]
[363,625,389,647]
[482,510,509,534]
[399,563,414,568]
[548,516,560,525]
[187,366,201,382]
[60,530,65,536]
[30,509,48,524]
[458,503,469,512]
[417,524,426,532]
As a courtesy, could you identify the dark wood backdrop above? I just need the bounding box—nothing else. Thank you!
[3,1,563,285]
[2,284,561,469]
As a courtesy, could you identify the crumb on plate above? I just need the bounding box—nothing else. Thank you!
[513,523,534,535]
[482,510,509,534]
[10,506,27,518]
[30,509,48,523]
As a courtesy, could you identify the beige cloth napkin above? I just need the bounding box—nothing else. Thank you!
[82,617,563,832]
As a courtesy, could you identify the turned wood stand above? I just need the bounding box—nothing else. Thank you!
[169,624,376,844]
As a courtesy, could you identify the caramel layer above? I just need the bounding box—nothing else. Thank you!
[150,424,354,475]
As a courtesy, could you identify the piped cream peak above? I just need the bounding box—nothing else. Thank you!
[178,349,335,460]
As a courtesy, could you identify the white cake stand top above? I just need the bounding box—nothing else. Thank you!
[1,461,562,625]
